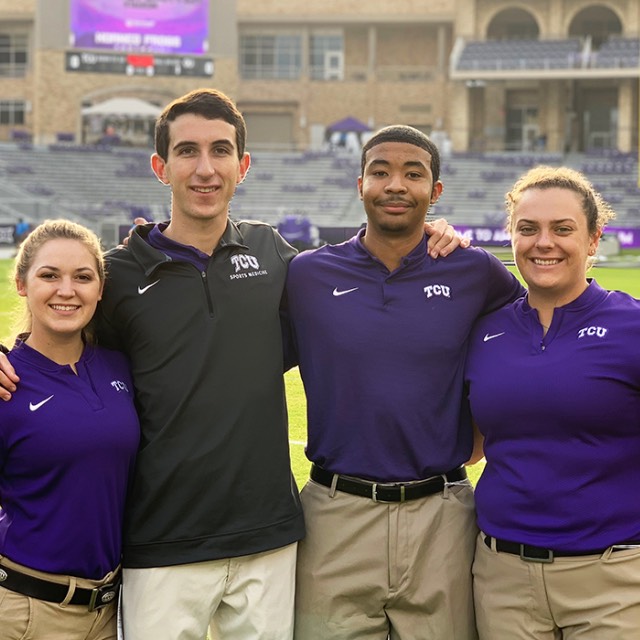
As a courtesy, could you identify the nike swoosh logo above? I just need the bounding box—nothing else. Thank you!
[333,287,359,297]
[483,332,505,342]
[29,395,54,412]
[138,280,160,295]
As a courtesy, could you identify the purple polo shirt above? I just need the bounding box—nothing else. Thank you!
[286,230,523,481]
[465,281,640,551]
[0,341,140,578]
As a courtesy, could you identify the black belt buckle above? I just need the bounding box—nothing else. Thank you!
[519,544,554,564]
[88,581,120,611]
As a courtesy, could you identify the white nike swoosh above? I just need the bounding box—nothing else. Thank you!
[333,287,359,297]
[137,280,160,295]
[483,332,506,342]
[29,395,54,412]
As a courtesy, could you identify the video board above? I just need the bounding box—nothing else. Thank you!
[70,0,209,56]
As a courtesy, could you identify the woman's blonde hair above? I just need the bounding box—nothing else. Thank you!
[8,219,105,344]
[505,165,616,234]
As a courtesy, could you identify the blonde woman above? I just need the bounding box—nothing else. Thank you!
[465,167,640,639]
[0,220,139,639]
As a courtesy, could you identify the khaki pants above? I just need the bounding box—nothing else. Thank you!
[474,532,640,639]
[294,478,478,640]
[122,543,297,640]
[0,556,118,640]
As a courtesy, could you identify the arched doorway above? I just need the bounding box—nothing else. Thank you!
[568,5,625,150]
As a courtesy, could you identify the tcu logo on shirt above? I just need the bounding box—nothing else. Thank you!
[229,253,268,280]
[423,284,451,299]
[231,254,260,272]
[111,380,129,393]
[577,326,608,339]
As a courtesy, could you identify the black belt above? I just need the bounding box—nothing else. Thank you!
[310,464,467,503]
[0,564,120,611]
[483,535,640,563]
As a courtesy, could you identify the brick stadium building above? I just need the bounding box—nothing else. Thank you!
[1,0,638,153]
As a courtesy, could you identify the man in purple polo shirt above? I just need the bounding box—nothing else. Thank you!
[286,125,524,639]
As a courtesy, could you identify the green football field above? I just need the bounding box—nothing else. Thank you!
[1,256,639,488]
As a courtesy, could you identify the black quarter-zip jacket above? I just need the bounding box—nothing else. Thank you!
[97,220,304,567]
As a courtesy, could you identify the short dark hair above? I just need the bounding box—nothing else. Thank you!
[361,125,441,182]
[154,88,247,161]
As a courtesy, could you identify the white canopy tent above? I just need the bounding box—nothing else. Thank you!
[81,97,162,118]
[81,97,161,145]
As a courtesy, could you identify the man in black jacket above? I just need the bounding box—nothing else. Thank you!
[94,89,305,640]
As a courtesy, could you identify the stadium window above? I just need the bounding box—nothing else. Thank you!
[239,34,301,80]
[0,100,26,125]
[0,32,28,77]
[309,34,344,80]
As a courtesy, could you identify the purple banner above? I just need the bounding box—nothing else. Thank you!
[70,0,209,55]
[607,226,640,249]
[454,225,640,249]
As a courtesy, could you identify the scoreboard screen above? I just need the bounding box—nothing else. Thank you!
[70,0,209,55]
[66,50,214,76]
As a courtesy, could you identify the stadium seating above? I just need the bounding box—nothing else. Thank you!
[0,142,637,239]
[593,37,640,68]
[456,39,584,72]
[231,150,363,226]
[455,36,640,73]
